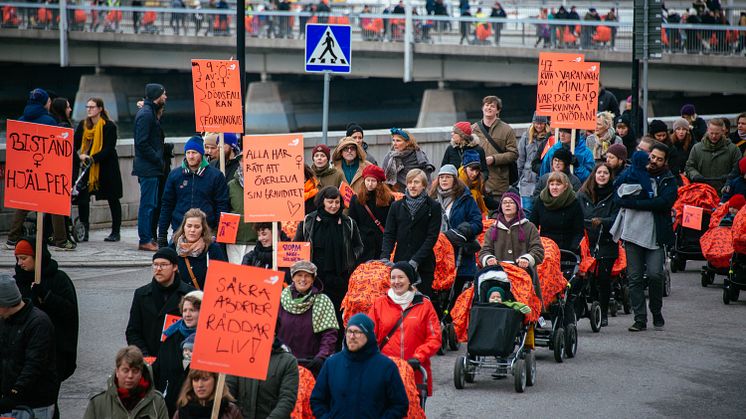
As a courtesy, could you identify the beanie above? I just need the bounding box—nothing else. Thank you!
[438,164,458,178]
[347,313,377,343]
[153,247,179,265]
[181,332,196,350]
[222,133,240,148]
[312,144,331,161]
[14,239,34,257]
[391,261,420,287]
[672,118,690,131]
[346,123,364,138]
[727,194,746,211]
[28,88,49,105]
[487,286,506,301]
[462,149,481,168]
[532,112,549,124]
[648,120,668,135]
[0,274,22,308]
[362,164,386,182]
[184,136,205,156]
[500,191,524,219]
[185,290,204,302]
[680,104,696,116]
[145,83,165,101]
[203,133,218,146]
[552,148,573,167]
[453,121,472,137]
[606,143,628,161]
[615,114,630,127]
[740,157,746,176]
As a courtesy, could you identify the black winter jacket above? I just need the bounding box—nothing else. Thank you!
[615,170,678,247]
[294,211,364,275]
[348,192,393,264]
[73,120,123,200]
[577,190,620,259]
[169,242,227,290]
[132,100,165,177]
[380,197,442,272]
[152,330,187,416]
[441,144,489,180]
[530,197,585,253]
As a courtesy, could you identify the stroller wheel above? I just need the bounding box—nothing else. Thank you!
[723,287,731,305]
[553,327,565,363]
[525,350,536,387]
[609,298,618,317]
[663,269,672,297]
[73,217,86,243]
[447,323,460,351]
[513,357,526,393]
[453,356,466,389]
[670,255,679,273]
[565,323,578,358]
[438,323,447,355]
[589,301,602,333]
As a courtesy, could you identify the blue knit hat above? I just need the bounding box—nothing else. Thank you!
[184,136,205,156]
[28,88,49,105]
[462,149,481,168]
[347,313,377,343]
[222,133,240,147]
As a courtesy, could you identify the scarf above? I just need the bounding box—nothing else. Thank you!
[312,164,336,179]
[384,149,414,186]
[80,117,105,192]
[313,208,345,274]
[341,159,359,184]
[388,288,415,310]
[404,190,428,218]
[437,187,456,212]
[280,286,339,333]
[304,178,319,202]
[117,375,150,412]
[163,318,196,338]
[594,183,614,203]
[176,236,207,257]
[540,185,576,210]
[593,127,616,156]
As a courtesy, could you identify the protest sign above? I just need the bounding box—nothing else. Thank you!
[191,59,244,133]
[243,134,305,222]
[216,212,241,244]
[161,314,182,342]
[682,205,704,230]
[339,181,355,207]
[536,52,584,117]
[191,261,284,379]
[277,241,311,267]
[4,120,74,216]
[542,61,600,130]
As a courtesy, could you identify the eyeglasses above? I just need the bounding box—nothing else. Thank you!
[342,146,356,152]
[345,329,365,337]
[152,263,172,270]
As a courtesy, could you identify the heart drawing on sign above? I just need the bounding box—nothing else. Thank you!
[229,63,236,71]
[289,138,300,146]
[287,201,302,217]
[60,132,69,139]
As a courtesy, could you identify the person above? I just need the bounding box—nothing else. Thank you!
[294,186,363,329]
[169,208,227,290]
[471,95,518,201]
[368,261,440,396]
[278,261,338,376]
[333,137,372,191]
[581,7,601,49]
[0,275,58,419]
[158,136,230,247]
[227,338,298,419]
[533,148,583,198]
[152,106,174,246]
[721,157,746,203]
[666,118,695,181]
[134,83,167,251]
[490,1,506,45]
[348,165,394,263]
[728,112,746,155]
[615,114,637,158]
[605,143,628,178]
[83,346,168,419]
[49,97,78,247]
[530,171,584,253]
[241,223,290,269]
[517,113,551,216]
[585,111,623,163]
[173,369,242,419]
[479,191,544,269]
[680,104,708,141]
[487,286,532,313]
[534,8,551,47]
[126,247,194,357]
[311,144,344,189]
[540,128,595,183]
[381,128,435,192]
[346,123,378,165]
[648,119,669,144]
[441,121,488,178]
[310,313,409,418]
[637,136,655,153]
[203,132,242,181]
[73,97,123,242]
[605,8,618,48]
[12,237,78,385]
[596,84,619,119]
[380,169,442,300]
[722,194,745,224]
[577,163,619,326]
[685,118,743,192]
[153,290,203,415]
[459,8,472,45]
[459,150,491,215]
[226,165,256,264]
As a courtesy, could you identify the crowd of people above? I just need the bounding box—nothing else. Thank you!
[2,83,745,418]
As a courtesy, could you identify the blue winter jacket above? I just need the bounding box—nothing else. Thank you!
[444,188,484,277]
[721,176,746,203]
[540,137,595,183]
[158,160,230,234]
[132,100,165,177]
[19,103,57,126]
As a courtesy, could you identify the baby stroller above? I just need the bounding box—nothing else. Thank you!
[453,265,536,393]
[566,251,603,333]
[69,161,91,242]
[669,182,720,272]
[534,249,576,363]
[724,208,746,304]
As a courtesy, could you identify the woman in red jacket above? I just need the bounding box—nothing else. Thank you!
[368,261,441,395]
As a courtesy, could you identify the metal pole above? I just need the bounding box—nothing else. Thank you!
[642,0,649,136]
[322,70,330,145]
[403,0,413,83]
[59,0,68,67]
[630,0,641,138]
[237,0,246,130]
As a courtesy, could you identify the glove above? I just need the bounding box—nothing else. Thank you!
[31,280,51,304]
[408,260,419,271]
[378,258,394,268]
[691,174,705,183]
[407,357,421,371]
[462,239,482,255]
[591,217,602,228]
[571,156,579,167]
[157,234,168,249]
[456,222,474,240]
[305,357,324,374]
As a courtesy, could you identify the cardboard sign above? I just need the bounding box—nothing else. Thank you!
[191,261,284,380]
[243,134,305,222]
[144,356,157,365]
[161,314,182,342]
[536,52,585,117]
[3,120,74,216]
[339,181,355,207]
[682,205,704,230]
[277,241,311,267]
[542,61,600,130]
[216,212,241,244]
[191,59,244,133]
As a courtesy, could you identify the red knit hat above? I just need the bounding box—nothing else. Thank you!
[312,144,331,161]
[361,164,386,182]
[454,121,472,137]
[14,240,34,257]
[728,194,746,210]
[739,157,746,175]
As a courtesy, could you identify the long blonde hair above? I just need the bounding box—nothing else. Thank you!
[172,208,213,248]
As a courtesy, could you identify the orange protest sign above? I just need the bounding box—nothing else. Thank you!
[243,134,305,222]
[277,241,311,267]
[216,212,241,244]
[191,59,244,133]
[339,181,355,207]
[161,314,182,342]
[543,61,600,130]
[4,120,74,216]
[536,52,584,117]
[682,205,704,230]
[191,261,284,379]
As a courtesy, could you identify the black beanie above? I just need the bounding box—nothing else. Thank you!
[391,261,420,286]
[145,83,165,101]
[153,247,178,265]
[648,119,668,135]
[552,148,573,167]
[346,123,364,138]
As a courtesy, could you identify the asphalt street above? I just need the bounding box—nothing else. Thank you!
[55,260,746,418]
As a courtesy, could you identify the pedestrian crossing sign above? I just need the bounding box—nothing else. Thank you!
[305,24,351,73]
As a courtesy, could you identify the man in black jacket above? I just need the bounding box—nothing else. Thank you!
[0,274,59,418]
[133,83,167,251]
[126,248,194,357]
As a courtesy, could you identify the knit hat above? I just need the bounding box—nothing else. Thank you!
[438,164,458,178]
[462,149,481,168]
[727,194,746,211]
[346,123,364,138]
[0,274,22,308]
[391,261,420,287]
[145,83,165,101]
[347,312,377,343]
[291,260,317,277]
[672,118,689,131]
[28,88,49,105]
[153,247,179,265]
[312,144,331,161]
[499,191,524,217]
[552,148,573,167]
[222,133,240,148]
[615,114,630,127]
[181,332,196,350]
[606,143,628,161]
[184,136,205,156]
[453,121,472,137]
[14,239,34,257]
[648,119,668,135]
[680,104,696,116]
[203,133,218,146]
[362,164,386,182]
[532,112,549,124]
[739,157,746,175]
[487,286,506,301]
[185,290,204,302]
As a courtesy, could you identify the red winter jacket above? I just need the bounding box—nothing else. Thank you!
[369,292,441,395]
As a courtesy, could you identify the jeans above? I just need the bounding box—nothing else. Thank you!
[521,196,534,220]
[137,176,159,244]
[1,404,55,419]
[625,242,664,324]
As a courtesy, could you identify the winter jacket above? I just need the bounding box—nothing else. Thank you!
[440,189,483,277]
[368,293,440,395]
[152,326,188,415]
[332,140,372,191]
[441,142,489,180]
[348,192,392,264]
[532,171,582,198]
[228,177,257,245]
[0,300,58,409]
[597,87,619,119]
[381,148,435,192]
[312,164,344,189]
[294,211,364,275]
[380,197,442,273]
[471,119,518,195]
[226,345,298,419]
[277,287,338,360]
[728,130,746,155]
[83,365,168,419]
[585,133,623,162]
[209,153,241,183]
[478,218,545,267]
[169,242,228,290]
[530,197,585,253]
[690,116,708,142]
[173,400,243,419]
[577,190,620,259]
[74,119,123,200]
[125,278,195,357]
[18,103,57,126]
[685,137,742,192]
[540,138,595,183]
[158,161,230,234]
[517,129,551,197]
[132,100,165,178]
[721,176,746,203]
[614,170,678,247]
[667,139,693,181]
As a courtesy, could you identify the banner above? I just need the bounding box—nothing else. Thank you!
[243,134,305,222]
[542,61,601,130]
[191,261,284,379]
[535,52,585,117]
[277,241,311,267]
[191,59,244,133]
[216,212,241,244]
[4,120,74,216]
[682,205,704,230]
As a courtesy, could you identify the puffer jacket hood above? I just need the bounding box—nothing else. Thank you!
[19,103,57,125]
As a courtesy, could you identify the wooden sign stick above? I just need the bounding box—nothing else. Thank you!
[219,133,226,175]
[210,373,227,418]
[569,129,576,175]
[272,222,279,271]
[34,213,43,284]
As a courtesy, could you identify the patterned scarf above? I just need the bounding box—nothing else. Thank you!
[384,149,413,186]
[176,236,206,257]
[80,117,105,192]
[280,286,339,333]
[404,190,427,218]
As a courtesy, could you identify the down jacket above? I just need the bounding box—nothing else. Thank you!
[577,190,620,259]
[440,188,483,277]
[83,365,168,419]
[478,218,545,268]
[685,136,742,192]
[294,211,364,275]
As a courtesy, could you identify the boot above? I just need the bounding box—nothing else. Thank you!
[601,312,608,327]
[82,222,89,242]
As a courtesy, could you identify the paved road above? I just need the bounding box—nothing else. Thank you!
[54,259,746,418]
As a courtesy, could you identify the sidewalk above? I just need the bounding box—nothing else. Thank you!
[0,227,154,268]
